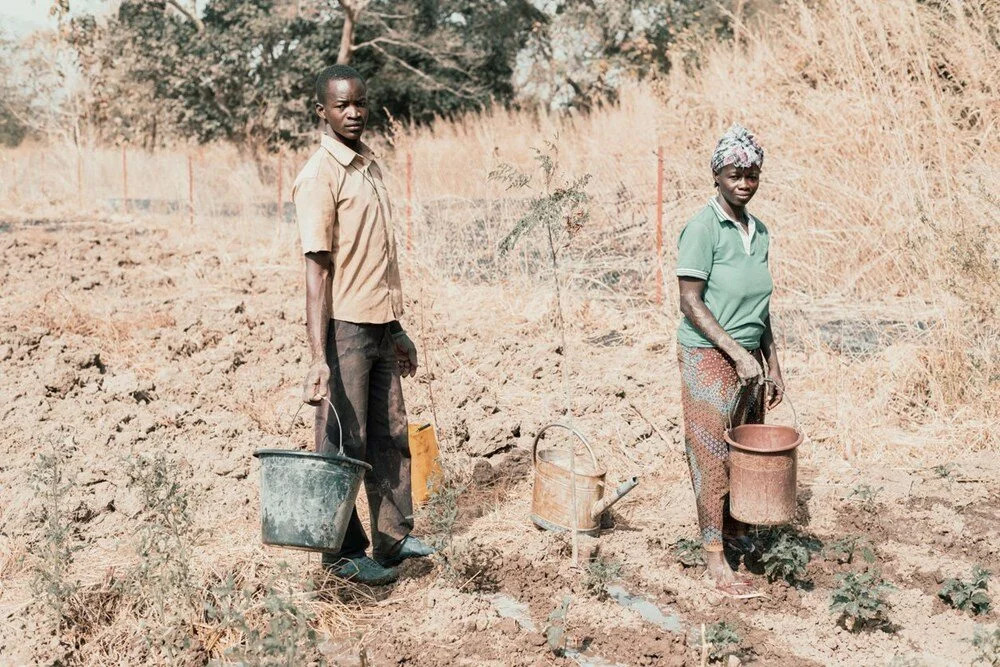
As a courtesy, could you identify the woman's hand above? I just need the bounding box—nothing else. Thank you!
[767,370,784,409]
[733,348,764,385]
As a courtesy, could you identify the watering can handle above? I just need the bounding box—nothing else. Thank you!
[531,423,598,469]
[287,397,345,457]
[726,377,798,432]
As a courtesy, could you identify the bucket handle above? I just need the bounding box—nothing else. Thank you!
[288,397,345,457]
[727,377,798,432]
[532,423,599,470]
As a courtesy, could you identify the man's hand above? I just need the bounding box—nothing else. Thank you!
[392,329,418,378]
[302,360,330,405]
[733,348,764,386]
[767,371,785,410]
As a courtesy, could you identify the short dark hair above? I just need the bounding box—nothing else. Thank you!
[315,65,365,104]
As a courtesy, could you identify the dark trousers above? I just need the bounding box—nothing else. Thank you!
[317,320,413,561]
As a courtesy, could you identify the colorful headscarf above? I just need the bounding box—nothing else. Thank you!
[710,124,764,173]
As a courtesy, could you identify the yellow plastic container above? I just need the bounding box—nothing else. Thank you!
[408,423,442,505]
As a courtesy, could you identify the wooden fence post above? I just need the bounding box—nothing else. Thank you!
[76,147,83,209]
[655,146,664,305]
[276,150,284,223]
[121,145,129,214]
[405,150,413,252]
[187,153,195,226]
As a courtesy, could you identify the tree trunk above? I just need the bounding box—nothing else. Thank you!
[336,0,358,64]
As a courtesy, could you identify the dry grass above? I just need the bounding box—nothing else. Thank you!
[3,1,996,461]
[1,2,998,660]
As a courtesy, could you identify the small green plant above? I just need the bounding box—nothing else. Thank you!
[931,463,955,479]
[689,621,742,662]
[970,625,1000,665]
[29,451,80,637]
[704,621,742,661]
[825,535,876,565]
[205,569,322,665]
[760,530,811,585]
[671,538,706,567]
[583,556,623,599]
[126,453,201,661]
[939,567,991,615]
[887,655,923,667]
[419,463,467,552]
[847,483,883,511]
[544,596,572,655]
[490,141,590,413]
[442,536,502,593]
[830,570,894,631]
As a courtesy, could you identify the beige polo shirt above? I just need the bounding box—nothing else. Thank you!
[293,134,404,324]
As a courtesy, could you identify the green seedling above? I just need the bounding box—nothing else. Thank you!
[671,538,706,568]
[830,570,894,631]
[205,570,321,665]
[847,483,883,511]
[544,596,572,655]
[125,453,204,661]
[970,625,1000,665]
[490,141,591,413]
[825,535,876,565]
[29,451,80,636]
[703,621,742,662]
[584,556,623,599]
[931,463,955,479]
[419,465,467,552]
[760,530,811,585]
[939,567,992,615]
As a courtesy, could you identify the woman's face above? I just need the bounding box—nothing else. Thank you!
[715,164,761,207]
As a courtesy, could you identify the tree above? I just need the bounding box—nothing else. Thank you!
[512,0,756,110]
[0,31,30,147]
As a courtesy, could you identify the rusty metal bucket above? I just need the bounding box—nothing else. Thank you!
[725,380,802,526]
[531,423,639,535]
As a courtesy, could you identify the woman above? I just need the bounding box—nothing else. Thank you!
[675,124,784,597]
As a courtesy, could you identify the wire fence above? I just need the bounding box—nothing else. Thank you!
[0,141,687,307]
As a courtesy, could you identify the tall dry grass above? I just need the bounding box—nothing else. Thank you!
[2,0,997,462]
[387,0,1000,459]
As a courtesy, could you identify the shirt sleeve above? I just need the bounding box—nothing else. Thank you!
[676,219,715,280]
[293,176,336,254]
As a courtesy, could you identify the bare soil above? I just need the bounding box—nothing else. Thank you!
[1,215,997,666]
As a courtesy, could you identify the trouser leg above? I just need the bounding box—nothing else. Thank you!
[318,320,374,560]
[679,346,736,552]
[366,328,414,558]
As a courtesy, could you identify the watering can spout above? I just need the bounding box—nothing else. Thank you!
[590,476,639,520]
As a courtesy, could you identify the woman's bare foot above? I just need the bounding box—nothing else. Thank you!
[706,549,740,584]
[706,550,761,598]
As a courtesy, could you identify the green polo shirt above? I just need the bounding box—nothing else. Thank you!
[676,198,773,349]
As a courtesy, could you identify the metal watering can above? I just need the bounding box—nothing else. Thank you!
[530,423,639,535]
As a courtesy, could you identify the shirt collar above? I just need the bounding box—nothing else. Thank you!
[320,133,375,168]
[708,196,757,235]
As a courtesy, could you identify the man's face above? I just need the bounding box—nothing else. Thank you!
[316,77,368,143]
[715,164,760,207]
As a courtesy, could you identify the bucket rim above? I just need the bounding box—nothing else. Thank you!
[253,448,373,471]
[724,424,803,454]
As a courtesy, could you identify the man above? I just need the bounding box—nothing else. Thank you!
[293,64,434,585]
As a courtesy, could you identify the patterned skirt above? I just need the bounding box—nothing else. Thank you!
[677,345,764,551]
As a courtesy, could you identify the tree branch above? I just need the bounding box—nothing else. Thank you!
[165,0,204,32]
[368,43,484,102]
